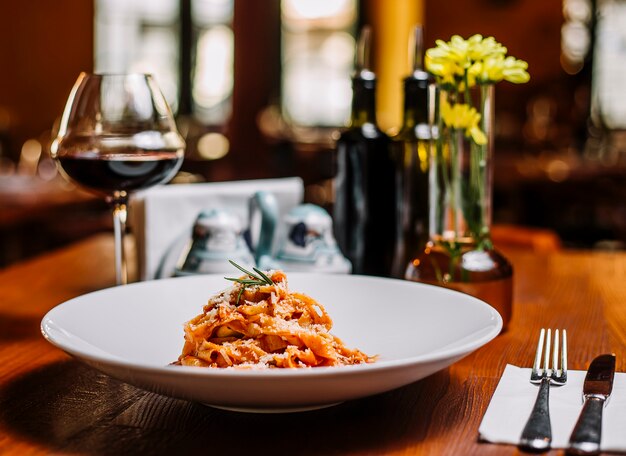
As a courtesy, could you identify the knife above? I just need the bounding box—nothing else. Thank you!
[567,353,616,455]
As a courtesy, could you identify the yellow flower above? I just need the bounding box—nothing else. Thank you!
[468,36,507,61]
[426,34,529,86]
[469,55,530,84]
[425,36,473,88]
[469,57,503,83]
[427,35,472,70]
[441,99,487,145]
[424,53,460,86]
[427,35,505,70]
[502,56,530,83]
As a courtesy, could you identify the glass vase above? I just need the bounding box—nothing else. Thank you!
[405,84,513,328]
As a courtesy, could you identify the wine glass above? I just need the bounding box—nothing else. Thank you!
[51,73,185,285]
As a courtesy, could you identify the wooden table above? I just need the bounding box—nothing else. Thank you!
[0,176,109,266]
[1,234,625,455]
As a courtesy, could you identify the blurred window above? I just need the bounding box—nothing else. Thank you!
[95,0,180,113]
[561,0,592,76]
[590,0,626,129]
[95,0,233,125]
[191,0,234,124]
[281,0,358,128]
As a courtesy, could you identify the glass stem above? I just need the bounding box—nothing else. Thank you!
[110,193,129,285]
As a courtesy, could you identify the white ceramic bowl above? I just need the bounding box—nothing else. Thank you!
[41,274,502,412]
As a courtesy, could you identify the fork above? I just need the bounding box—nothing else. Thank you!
[519,328,568,452]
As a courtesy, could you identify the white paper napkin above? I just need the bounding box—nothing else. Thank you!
[131,177,303,280]
[479,364,626,452]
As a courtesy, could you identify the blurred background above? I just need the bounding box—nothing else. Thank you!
[0,0,622,266]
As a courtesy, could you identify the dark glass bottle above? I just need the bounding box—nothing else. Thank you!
[390,26,433,278]
[333,26,395,277]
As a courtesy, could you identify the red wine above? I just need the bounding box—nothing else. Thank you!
[57,151,183,195]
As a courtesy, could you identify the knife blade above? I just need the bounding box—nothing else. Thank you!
[567,354,616,455]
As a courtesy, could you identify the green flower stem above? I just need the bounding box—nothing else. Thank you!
[447,128,463,281]
[465,70,484,245]
[449,84,461,243]
[437,96,450,235]
[477,84,491,248]
[449,127,460,243]
[463,70,473,109]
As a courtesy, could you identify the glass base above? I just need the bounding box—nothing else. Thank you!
[405,241,513,329]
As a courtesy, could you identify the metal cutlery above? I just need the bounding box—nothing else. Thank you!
[567,353,616,455]
[519,328,568,452]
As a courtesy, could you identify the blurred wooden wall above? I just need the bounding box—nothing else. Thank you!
[0,0,93,161]
[424,0,563,84]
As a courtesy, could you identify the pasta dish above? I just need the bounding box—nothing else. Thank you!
[177,264,374,369]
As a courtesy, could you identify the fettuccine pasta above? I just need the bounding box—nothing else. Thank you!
[177,269,374,368]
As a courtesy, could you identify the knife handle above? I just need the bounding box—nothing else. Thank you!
[567,396,605,455]
[519,377,552,451]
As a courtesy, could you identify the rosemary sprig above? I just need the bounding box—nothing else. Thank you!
[224,260,274,304]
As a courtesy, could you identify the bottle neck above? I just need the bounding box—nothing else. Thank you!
[350,78,377,127]
[401,77,429,128]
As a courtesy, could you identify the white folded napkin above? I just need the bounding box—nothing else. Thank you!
[131,177,303,281]
[479,364,626,452]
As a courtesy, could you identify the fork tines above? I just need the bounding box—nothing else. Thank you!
[531,328,567,382]
[531,328,549,379]
[552,329,567,384]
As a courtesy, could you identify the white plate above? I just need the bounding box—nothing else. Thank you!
[41,274,502,412]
